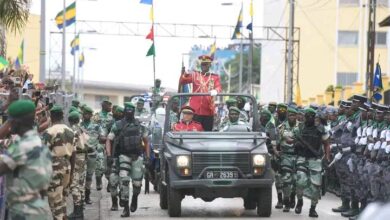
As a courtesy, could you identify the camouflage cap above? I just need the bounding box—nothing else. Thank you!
[83,106,94,114]
[68,111,80,120]
[50,105,63,113]
[137,98,145,104]
[8,100,36,118]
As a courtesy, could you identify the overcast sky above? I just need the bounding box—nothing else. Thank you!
[29,0,264,91]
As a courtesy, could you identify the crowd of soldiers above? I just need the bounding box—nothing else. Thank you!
[259,94,390,219]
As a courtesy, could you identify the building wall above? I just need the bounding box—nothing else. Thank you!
[290,0,390,101]
[6,14,41,82]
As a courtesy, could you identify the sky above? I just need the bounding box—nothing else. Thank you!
[29,0,265,91]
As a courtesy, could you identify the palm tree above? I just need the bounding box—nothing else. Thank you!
[0,0,31,57]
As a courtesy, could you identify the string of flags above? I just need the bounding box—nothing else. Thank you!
[141,0,155,57]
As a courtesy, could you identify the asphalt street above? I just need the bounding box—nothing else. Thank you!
[71,178,346,220]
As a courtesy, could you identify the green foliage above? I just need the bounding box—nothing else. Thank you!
[0,0,31,33]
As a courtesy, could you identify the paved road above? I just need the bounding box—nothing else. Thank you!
[74,178,346,220]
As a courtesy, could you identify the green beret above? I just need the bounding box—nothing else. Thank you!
[112,105,119,110]
[137,98,145,103]
[69,106,79,113]
[50,105,63,113]
[261,109,272,118]
[226,98,237,104]
[68,111,80,120]
[72,100,80,105]
[101,98,111,104]
[83,106,93,114]
[288,108,298,114]
[229,106,241,114]
[8,100,36,118]
[172,97,179,103]
[236,96,247,102]
[124,102,135,109]
[116,106,124,113]
[278,103,288,109]
[305,108,317,115]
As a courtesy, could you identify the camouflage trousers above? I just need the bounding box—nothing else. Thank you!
[334,152,354,199]
[95,144,106,179]
[296,157,322,205]
[48,157,70,220]
[70,153,87,206]
[85,152,97,190]
[280,153,297,197]
[271,155,282,194]
[109,158,120,197]
[117,154,144,202]
[8,197,52,220]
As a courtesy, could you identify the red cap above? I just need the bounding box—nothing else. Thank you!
[198,55,213,63]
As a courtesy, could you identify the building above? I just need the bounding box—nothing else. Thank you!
[263,0,390,102]
[6,14,41,82]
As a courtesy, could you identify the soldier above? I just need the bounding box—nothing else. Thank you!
[236,96,249,122]
[327,107,341,195]
[275,103,288,127]
[113,106,124,121]
[92,99,114,191]
[135,98,149,117]
[106,102,150,217]
[268,102,277,115]
[169,97,180,125]
[0,100,52,219]
[219,106,251,132]
[278,108,299,212]
[68,111,88,219]
[81,106,100,204]
[72,100,80,109]
[293,108,331,218]
[218,98,237,129]
[42,105,75,220]
[173,106,204,132]
[179,55,222,131]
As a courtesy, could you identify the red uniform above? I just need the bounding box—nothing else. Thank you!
[179,71,222,116]
[173,120,204,132]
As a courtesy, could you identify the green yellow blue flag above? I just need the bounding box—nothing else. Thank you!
[79,52,85,67]
[232,5,243,39]
[55,2,76,29]
[247,0,253,31]
[15,40,24,69]
[70,34,80,55]
[140,0,153,5]
[0,57,8,70]
[209,40,216,60]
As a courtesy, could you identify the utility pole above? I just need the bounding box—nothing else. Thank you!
[39,0,46,83]
[286,0,295,103]
[366,0,377,99]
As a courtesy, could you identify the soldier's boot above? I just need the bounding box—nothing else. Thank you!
[85,189,92,205]
[290,192,296,208]
[121,202,130,218]
[295,198,303,214]
[283,197,290,212]
[275,193,283,209]
[309,205,318,218]
[111,196,118,211]
[341,200,360,217]
[96,176,103,191]
[68,205,84,220]
[130,194,138,212]
[332,198,350,213]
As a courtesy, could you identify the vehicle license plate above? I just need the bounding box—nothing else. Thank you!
[205,171,238,179]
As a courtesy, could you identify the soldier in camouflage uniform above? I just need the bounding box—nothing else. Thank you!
[0,100,52,219]
[135,98,150,117]
[278,108,299,212]
[81,106,100,204]
[92,100,114,190]
[219,107,251,132]
[106,102,150,217]
[293,108,331,218]
[42,105,75,220]
[68,111,87,219]
[169,97,180,126]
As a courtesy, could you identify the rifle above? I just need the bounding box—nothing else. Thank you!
[295,135,322,157]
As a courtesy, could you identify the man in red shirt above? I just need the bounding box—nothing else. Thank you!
[179,55,222,131]
[173,106,204,132]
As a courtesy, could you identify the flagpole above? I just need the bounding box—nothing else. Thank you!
[61,0,67,91]
[72,24,77,95]
[39,0,46,83]
[248,0,254,94]
[238,1,243,93]
[152,2,156,91]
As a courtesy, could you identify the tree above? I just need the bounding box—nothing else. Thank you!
[0,0,31,57]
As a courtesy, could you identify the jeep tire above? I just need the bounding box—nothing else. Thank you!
[244,195,257,210]
[257,187,272,217]
[159,180,168,210]
[167,183,182,217]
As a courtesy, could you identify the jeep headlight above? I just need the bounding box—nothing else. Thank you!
[176,155,190,168]
[253,154,266,167]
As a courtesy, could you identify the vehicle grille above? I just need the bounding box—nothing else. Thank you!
[192,153,251,175]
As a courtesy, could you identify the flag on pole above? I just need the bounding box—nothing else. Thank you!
[0,57,9,70]
[295,83,302,106]
[146,27,154,41]
[55,2,76,29]
[70,34,80,55]
[373,63,383,101]
[79,52,85,67]
[140,0,153,5]
[209,40,217,60]
[149,7,154,21]
[146,43,155,56]
[15,40,24,69]
[247,0,253,31]
[232,5,243,39]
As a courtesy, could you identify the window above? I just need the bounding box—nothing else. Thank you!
[376,32,387,46]
[338,31,359,46]
[95,95,109,108]
[339,0,359,6]
[337,72,358,86]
